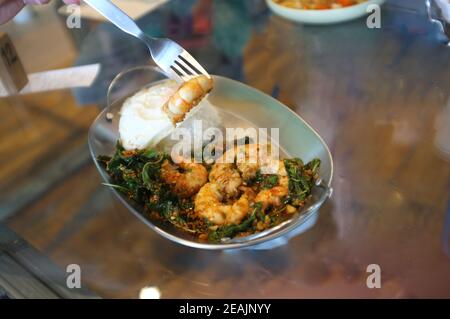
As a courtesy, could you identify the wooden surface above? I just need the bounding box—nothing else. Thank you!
[1,0,450,298]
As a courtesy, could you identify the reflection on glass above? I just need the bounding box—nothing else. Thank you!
[434,97,450,161]
[139,286,161,299]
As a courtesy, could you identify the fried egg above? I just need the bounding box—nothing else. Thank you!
[119,80,178,150]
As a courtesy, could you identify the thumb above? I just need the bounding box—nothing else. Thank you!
[0,0,24,25]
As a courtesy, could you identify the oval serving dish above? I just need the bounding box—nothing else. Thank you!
[88,71,333,250]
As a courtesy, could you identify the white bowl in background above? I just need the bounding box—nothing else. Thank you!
[266,0,386,25]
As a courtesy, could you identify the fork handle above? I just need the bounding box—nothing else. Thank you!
[83,0,147,40]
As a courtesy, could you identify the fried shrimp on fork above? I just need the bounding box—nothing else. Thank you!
[163,75,213,124]
[160,160,208,198]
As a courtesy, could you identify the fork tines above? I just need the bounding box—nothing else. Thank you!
[170,52,210,81]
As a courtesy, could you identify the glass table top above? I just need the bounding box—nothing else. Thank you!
[0,0,449,298]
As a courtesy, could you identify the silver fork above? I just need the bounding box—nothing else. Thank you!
[83,0,210,82]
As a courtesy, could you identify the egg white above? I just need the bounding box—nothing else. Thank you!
[119,80,179,150]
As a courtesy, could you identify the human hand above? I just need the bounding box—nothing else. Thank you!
[0,0,80,25]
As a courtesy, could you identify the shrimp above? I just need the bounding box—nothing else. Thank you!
[255,186,288,211]
[163,75,213,124]
[194,183,254,225]
[255,160,289,211]
[235,144,261,180]
[209,163,242,198]
[220,143,276,181]
[160,160,208,198]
